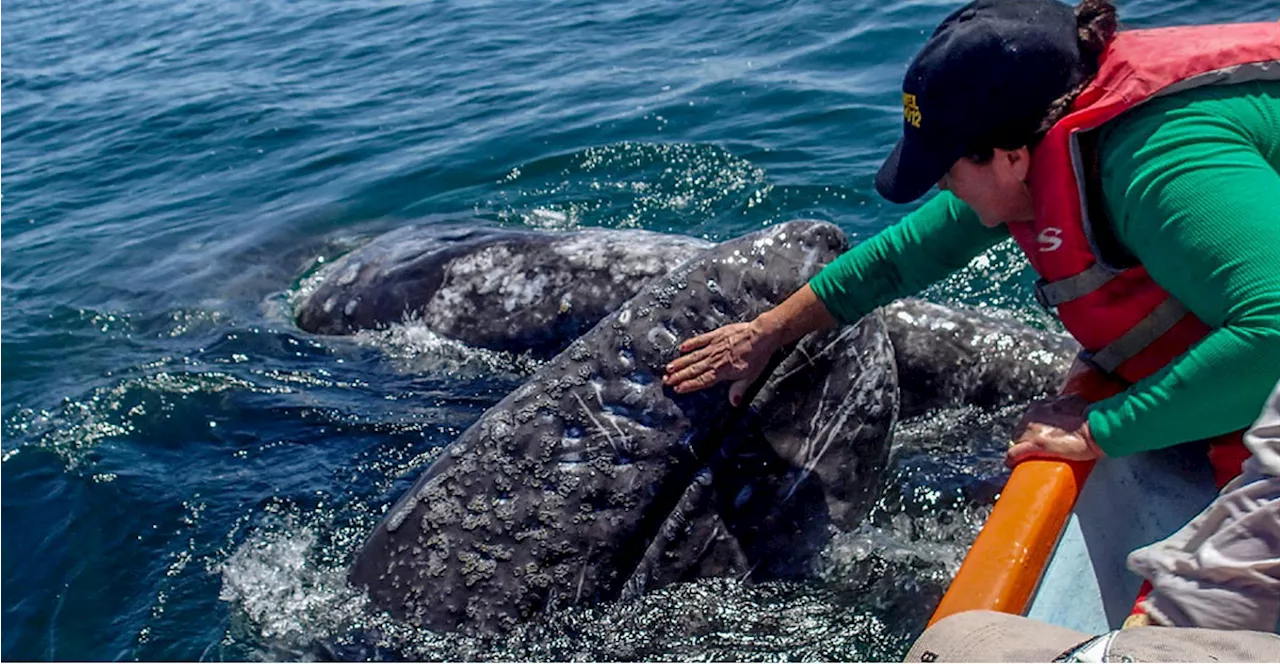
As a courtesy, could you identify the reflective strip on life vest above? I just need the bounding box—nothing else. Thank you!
[1158,61,1280,99]
[1081,298,1192,374]
[1034,263,1120,308]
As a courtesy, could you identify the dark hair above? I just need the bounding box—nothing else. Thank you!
[968,0,1118,163]
[1036,0,1119,136]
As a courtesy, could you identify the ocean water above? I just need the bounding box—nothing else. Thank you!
[3,0,1274,660]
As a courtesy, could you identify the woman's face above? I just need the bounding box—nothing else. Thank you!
[939,147,1035,227]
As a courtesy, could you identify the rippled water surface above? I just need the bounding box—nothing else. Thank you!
[4,0,1274,660]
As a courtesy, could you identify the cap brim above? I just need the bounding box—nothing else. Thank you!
[906,610,1092,662]
[875,130,966,204]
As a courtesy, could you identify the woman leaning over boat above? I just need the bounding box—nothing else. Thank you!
[663,0,1280,476]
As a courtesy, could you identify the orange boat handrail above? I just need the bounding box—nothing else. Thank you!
[928,367,1127,625]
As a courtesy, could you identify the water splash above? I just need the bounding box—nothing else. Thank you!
[218,523,368,646]
[3,367,287,471]
[352,322,544,378]
[217,516,911,662]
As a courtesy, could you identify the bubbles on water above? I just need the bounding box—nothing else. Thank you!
[522,207,577,229]
[162,308,235,338]
[74,307,137,335]
[884,405,1019,526]
[804,404,1022,640]
[220,533,907,663]
[921,240,1061,331]
[440,577,909,662]
[1,334,395,474]
[492,142,766,232]
[3,367,287,471]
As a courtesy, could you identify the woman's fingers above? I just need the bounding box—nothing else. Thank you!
[1004,437,1086,468]
[673,369,723,394]
[665,344,713,375]
[1003,440,1045,468]
[1004,420,1103,468]
[665,354,719,388]
[678,328,723,353]
[663,322,764,395]
[665,324,745,376]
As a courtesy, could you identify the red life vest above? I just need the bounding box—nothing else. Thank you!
[1007,22,1280,384]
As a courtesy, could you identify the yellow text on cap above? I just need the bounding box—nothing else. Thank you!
[903,93,922,128]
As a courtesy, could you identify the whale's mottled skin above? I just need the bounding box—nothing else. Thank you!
[880,299,1077,417]
[294,225,711,354]
[737,317,899,532]
[618,316,899,599]
[347,221,901,633]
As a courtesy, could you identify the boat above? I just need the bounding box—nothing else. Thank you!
[929,368,1221,634]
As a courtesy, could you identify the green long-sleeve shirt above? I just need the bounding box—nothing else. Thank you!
[810,80,1280,456]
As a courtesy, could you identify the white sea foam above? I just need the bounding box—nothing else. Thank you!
[218,524,366,646]
[352,322,544,378]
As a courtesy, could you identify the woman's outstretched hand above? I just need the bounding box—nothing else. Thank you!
[662,320,779,406]
[663,285,838,406]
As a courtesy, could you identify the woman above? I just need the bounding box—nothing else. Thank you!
[663,0,1280,471]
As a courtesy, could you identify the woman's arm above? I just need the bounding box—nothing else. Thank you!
[664,191,1007,400]
[809,191,1008,324]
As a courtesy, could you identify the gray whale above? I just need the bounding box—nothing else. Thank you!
[295,225,711,354]
[880,299,1078,417]
[327,221,1081,634]
[347,220,902,633]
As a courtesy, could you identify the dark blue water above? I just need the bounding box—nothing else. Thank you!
[4,0,1274,660]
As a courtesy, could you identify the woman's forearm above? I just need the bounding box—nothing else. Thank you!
[1089,323,1280,455]
[751,284,838,349]
[808,191,1008,324]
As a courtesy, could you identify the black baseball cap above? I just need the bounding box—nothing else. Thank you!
[875,0,1086,204]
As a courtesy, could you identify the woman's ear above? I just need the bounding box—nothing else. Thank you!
[1004,146,1032,181]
